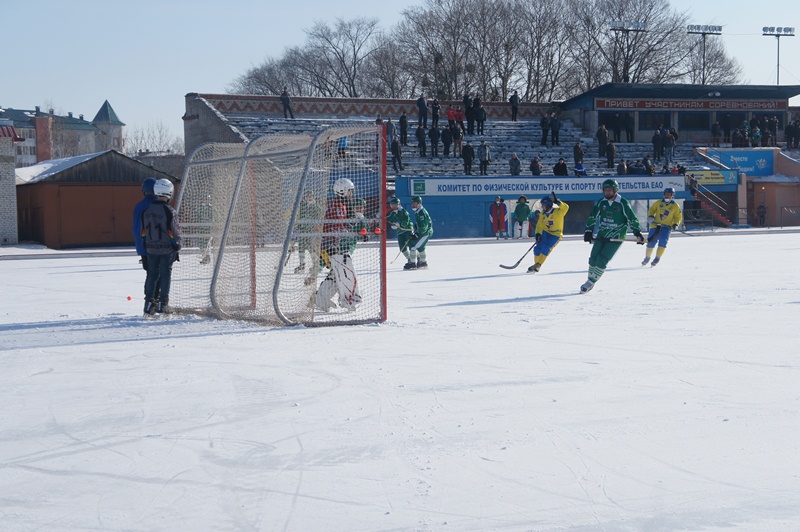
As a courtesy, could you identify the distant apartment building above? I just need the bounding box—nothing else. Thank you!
[0,100,125,168]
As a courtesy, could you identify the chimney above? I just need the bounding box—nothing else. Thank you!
[79,114,84,120]
[35,106,41,114]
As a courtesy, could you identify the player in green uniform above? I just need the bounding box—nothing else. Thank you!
[408,196,433,269]
[387,197,415,267]
[581,179,644,293]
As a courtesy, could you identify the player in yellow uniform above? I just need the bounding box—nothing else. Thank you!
[642,187,683,267]
[527,192,569,273]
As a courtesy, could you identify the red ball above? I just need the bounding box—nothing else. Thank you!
[374,227,382,235]
[127,296,132,301]
[360,228,367,235]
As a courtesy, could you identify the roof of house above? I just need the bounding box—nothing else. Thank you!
[91,100,125,126]
[15,150,172,185]
[0,125,24,142]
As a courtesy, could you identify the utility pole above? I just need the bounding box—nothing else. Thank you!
[609,21,646,83]
[762,27,795,85]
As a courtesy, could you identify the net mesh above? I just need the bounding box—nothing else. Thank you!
[171,125,386,325]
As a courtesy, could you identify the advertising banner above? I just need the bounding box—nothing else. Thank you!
[706,150,774,176]
[686,169,738,185]
[410,176,686,197]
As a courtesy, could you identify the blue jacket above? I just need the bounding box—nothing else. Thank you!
[132,196,155,256]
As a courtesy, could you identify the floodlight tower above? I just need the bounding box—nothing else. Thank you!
[610,21,647,83]
[762,26,795,85]
[687,25,723,85]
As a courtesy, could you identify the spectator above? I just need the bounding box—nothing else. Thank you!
[446,104,456,129]
[399,111,409,146]
[476,104,487,135]
[452,125,463,158]
[390,137,404,173]
[549,113,561,146]
[385,117,396,148]
[573,141,585,165]
[464,93,475,134]
[687,174,699,198]
[652,128,663,162]
[756,203,767,226]
[428,126,440,157]
[540,114,550,146]
[643,155,655,175]
[415,125,427,157]
[595,124,609,157]
[512,195,532,239]
[664,131,676,165]
[455,106,466,132]
[490,197,509,239]
[750,127,761,148]
[574,162,587,176]
[509,153,522,175]
[612,112,622,142]
[624,113,635,142]
[606,140,617,169]
[442,126,452,157]
[711,121,721,147]
[722,113,733,144]
[462,140,475,175]
[431,98,441,129]
[616,159,628,175]
[553,157,569,176]
[478,140,491,175]
[630,159,646,175]
[509,91,520,121]
[337,136,348,157]
[280,86,294,119]
[529,157,542,176]
[416,94,428,128]
[375,114,384,125]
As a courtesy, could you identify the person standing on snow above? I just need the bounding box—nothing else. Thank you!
[406,196,433,269]
[580,179,644,293]
[642,187,682,267]
[387,196,415,268]
[528,192,569,273]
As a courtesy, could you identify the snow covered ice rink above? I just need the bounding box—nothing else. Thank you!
[1,230,799,531]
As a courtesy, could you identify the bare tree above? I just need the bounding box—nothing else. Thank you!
[519,0,573,101]
[125,121,183,156]
[361,34,417,98]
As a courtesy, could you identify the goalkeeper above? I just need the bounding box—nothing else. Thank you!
[315,178,362,312]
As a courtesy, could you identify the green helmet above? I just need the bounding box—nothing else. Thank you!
[411,195,423,203]
[389,196,401,205]
[602,179,619,192]
[353,197,366,207]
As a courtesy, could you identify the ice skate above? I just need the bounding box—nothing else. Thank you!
[403,261,417,270]
[143,299,156,316]
[527,263,540,273]
[651,257,660,267]
[156,299,172,314]
[416,261,428,269]
[641,257,650,266]
[580,280,595,293]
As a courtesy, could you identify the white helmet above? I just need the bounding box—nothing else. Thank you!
[333,177,355,197]
[153,179,174,200]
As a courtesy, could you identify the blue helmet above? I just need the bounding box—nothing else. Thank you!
[540,196,553,209]
[664,187,675,195]
[142,177,157,196]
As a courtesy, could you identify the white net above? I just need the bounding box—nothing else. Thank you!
[171,125,387,325]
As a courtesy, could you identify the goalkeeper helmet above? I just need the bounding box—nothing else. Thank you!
[602,179,619,192]
[333,177,355,197]
[540,196,553,209]
[153,179,174,200]
[142,177,157,196]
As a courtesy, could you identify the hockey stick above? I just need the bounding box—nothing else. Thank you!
[646,225,661,243]
[499,243,535,269]
[390,240,410,264]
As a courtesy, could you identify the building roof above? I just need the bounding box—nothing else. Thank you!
[561,83,800,109]
[15,152,107,185]
[0,125,24,142]
[92,100,125,126]
[15,150,174,185]
[0,106,97,131]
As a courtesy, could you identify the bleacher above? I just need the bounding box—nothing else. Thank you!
[221,112,698,179]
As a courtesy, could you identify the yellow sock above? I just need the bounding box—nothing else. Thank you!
[656,246,666,258]
[645,247,654,258]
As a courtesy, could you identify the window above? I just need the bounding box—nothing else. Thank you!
[679,112,710,130]
[639,112,670,131]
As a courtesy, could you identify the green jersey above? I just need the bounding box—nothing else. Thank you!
[413,206,433,237]
[513,202,532,223]
[387,207,413,233]
[585,194,641,240]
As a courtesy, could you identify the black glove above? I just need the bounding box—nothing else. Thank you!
[411,232,419,240]
[140,256,149,271]
[633,230,645,245]
[672,224,678,230]
[535,233,542,243]
[551,191,560,205]
[583,230,593,243]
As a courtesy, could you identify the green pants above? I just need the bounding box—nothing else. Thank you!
[588,238,622,270]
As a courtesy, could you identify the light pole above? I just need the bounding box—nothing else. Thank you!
[687,25,722,85]
[610,21,646,83]
[762,26,795,85]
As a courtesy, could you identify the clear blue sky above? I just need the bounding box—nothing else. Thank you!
[3,0,798,143]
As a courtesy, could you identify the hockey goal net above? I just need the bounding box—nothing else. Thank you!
[170,125,387,326]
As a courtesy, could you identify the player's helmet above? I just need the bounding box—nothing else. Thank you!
[602,179,619,192]
[153,179,174,200]
[540,196,553,209]
[389,196,401,205]
[333,178,355,197]
[142,177,157,196]
[664,187,675,195]
[353,197,366,208]
[411,195,422,204]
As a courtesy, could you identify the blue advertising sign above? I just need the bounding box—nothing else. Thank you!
[706,150,774,176]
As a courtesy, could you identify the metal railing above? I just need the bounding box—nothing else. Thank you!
[780,206,800,228]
